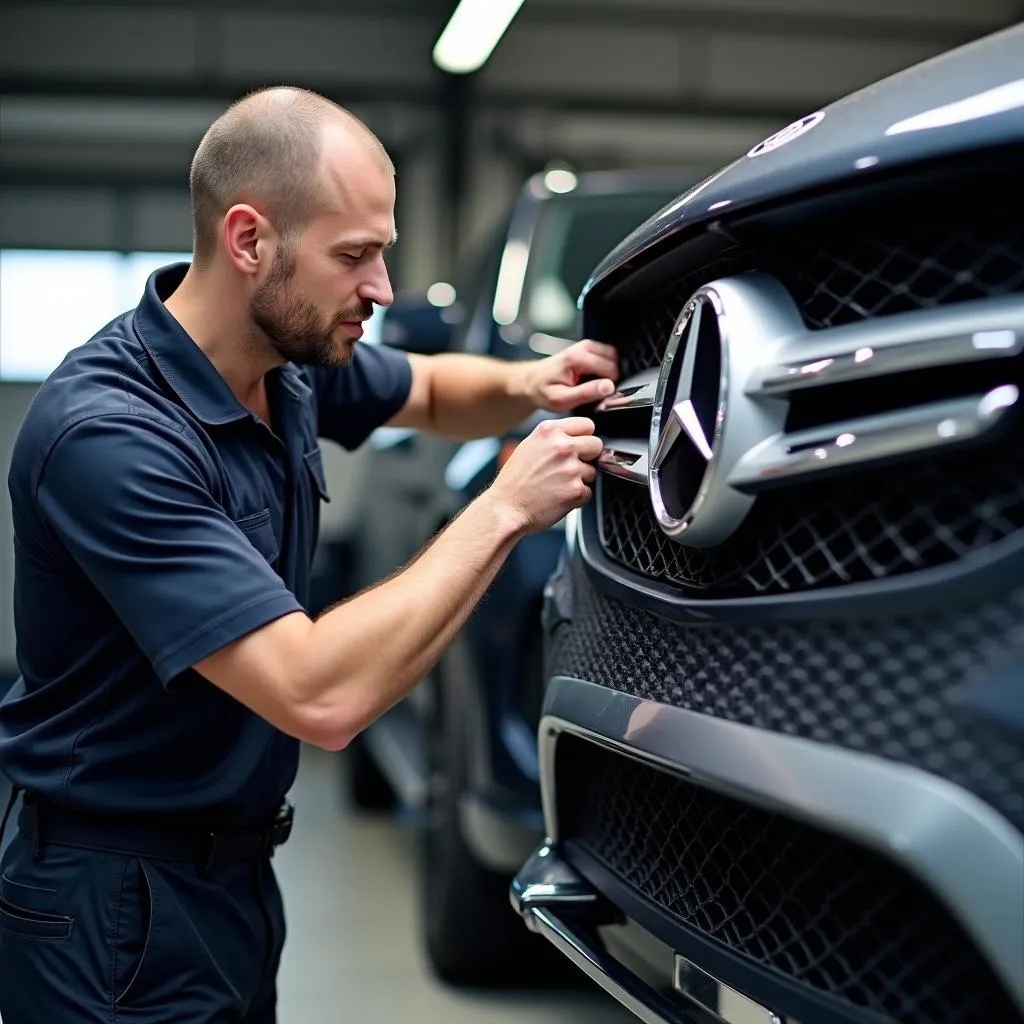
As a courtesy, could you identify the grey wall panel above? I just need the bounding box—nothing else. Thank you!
[219,13,437,86]
[0,384,37,672]
[0,6,198,79]
[483,25,694,99]
[0,188,118,250]
[707,32,944,104]
[131,191,194,253]
[528,0,1020,27]
[0,187,194,254]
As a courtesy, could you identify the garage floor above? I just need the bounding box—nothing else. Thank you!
[275,743,633,1024]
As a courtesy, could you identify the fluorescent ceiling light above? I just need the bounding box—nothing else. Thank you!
[433,0,526,75]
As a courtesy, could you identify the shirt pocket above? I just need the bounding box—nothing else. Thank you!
[303,448,331,503]
[233,508,279,565]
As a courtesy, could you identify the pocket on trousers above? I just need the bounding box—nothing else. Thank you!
[0,892,73,941]
[114,859,154,1006]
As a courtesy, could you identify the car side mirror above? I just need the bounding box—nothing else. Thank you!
[380,297,462,356]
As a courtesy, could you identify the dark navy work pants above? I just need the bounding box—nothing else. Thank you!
[0,830,286,1023]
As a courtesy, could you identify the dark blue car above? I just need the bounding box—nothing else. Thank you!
[513,22,1024,1024]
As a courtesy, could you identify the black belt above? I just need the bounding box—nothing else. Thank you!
[13,791,294,872]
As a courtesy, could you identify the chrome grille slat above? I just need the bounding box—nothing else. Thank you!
[750,297,1024,397]
[591,204,1024,597]
[727,386,1019,491]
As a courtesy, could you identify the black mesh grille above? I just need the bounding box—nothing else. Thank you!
[599,202,1024,595]
[598,430,1024,596]
[557,736,1020,1024]
[785,219,1024,332]
[615,210,1024,380]
[548,555,1024,831]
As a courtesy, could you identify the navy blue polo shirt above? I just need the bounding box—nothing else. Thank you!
[0,264,411,827]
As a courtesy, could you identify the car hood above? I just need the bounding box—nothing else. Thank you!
[583,22,1024,300]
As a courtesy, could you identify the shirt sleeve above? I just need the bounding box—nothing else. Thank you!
[34,414,304,686]
[314,343,413,450]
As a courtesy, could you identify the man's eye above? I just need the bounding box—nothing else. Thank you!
[340,251,364,263]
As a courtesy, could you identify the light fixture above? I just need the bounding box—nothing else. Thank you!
[433,0,526,75]
[426,281,456,307]
[543,168,578,194]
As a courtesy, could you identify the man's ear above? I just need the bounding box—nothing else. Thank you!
[222,204,269,277]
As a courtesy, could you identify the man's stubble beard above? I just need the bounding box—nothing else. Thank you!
[249,247,371,369]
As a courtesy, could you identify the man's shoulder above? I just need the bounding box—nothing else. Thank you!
[12,313,198,494]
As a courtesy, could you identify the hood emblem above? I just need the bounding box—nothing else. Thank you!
[748,111,825,157]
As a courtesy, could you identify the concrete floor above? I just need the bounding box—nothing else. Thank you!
[274,743,634,1024]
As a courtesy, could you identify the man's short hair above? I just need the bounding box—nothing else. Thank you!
[189,86,391,263]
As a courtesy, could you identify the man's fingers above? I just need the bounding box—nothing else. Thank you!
[555,415,597,437]
[580,462,598,485]
[577,339,619,363]
[567,348,619,382]
[573,434,604,462]
[548,379,616,409]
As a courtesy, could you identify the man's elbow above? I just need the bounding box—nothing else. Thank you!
[288,689,377,752]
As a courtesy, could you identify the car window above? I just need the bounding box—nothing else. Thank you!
[524,189,683,338]
[449,221,511,357]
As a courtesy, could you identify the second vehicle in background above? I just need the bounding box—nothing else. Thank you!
[346,168,697,985]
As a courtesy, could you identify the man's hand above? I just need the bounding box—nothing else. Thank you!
[520,339,620,413]
[488,416,603,533]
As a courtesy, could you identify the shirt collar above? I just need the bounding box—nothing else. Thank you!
[132,263,250,425]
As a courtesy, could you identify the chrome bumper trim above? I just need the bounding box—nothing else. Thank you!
[511,844,681,1024]
[537,676,1024,1014]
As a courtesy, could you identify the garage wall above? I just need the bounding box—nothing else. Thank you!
[0,385,35,674]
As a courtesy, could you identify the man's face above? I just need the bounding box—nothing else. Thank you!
[250,135,396,369]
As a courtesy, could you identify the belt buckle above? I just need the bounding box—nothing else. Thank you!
[269,799,295,850]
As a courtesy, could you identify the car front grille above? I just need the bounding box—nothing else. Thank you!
[598,197,1024,597]
[548,554,1024,832]
[598,425,1024,596]
[557,734,1020,1024]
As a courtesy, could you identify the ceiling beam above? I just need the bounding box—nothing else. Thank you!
[518,1,1016,45]
[0,77,805,125]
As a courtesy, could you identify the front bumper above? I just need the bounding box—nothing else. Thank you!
[512,676,1024,1024]
[512,844,694,1024]
[512,843,798,1024]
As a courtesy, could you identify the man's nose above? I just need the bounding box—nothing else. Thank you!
[359,254,393,309]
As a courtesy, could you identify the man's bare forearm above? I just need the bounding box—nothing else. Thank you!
[290,490,526,745]
[423,353,535,438]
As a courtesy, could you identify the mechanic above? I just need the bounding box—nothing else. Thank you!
[0,86,617,1023]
